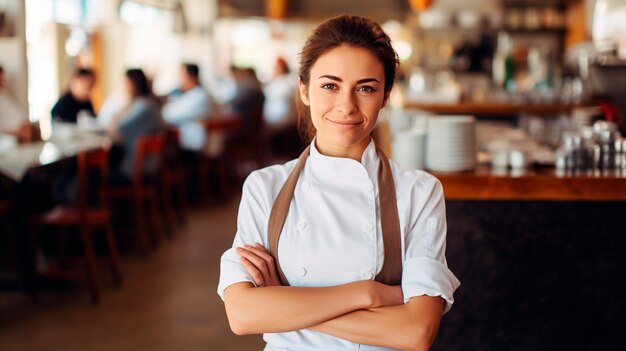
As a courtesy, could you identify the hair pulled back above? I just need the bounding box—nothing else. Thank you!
[297,15,399,141]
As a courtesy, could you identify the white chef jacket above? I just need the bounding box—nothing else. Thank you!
[218,138,460,351]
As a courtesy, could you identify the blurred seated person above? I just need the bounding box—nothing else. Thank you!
[107,68,163,184]
[163,63,213,152]
[51,68,96,123]
[53,69,162,205]
[262,57,302,158]
[0,65,33,142]
[227,66,265,140]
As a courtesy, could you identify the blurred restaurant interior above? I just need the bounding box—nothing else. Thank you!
[1,0,626,350]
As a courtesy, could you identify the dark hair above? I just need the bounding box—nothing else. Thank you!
[75,68,95,79]
[297,15,399,142]
[125,68,152,97]
[182,63,200,79]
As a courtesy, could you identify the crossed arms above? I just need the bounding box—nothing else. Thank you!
[223,244,444,351]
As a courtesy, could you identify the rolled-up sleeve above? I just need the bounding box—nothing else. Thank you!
[217,172,270,300]
[401,177,460,314]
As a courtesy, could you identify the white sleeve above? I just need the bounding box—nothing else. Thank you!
[163,89,210,125]
[401,177,460,314]
[217,172,271,300]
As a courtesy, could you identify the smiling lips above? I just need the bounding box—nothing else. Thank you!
[327,119,363,129]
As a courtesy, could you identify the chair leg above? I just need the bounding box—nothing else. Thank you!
[133,196,150,255]
[81,225,100,304]
[198,161,210,205]
[175,170,188,226]
[161,180,176,235]
[105,222,123,286]
[218,158,230,200]
[58,227,68,268]
[148,192,163,245]
[29,220,41,301]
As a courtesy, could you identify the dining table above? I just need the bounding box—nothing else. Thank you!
[0,126,111,183]
[0,124,111,291]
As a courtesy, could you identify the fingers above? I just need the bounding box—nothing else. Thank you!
[239,256,265,287]
[236,243,282,287]
[236,246,271,286]
[244,244,277,272]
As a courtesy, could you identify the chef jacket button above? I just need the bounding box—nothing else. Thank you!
[362,223,374,232]
[363,184,374,193]
[296,221,307,231]
[297,267,307,276]
[361,271,374,280]
[303,180,312,191]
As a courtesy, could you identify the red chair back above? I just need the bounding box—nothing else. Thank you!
[134,134,165,186]
[204,115,242,133]
[77,148,110,211]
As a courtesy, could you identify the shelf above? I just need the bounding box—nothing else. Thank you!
[433,166,626,201]
[403,101,593,116]
[502,27,566,34]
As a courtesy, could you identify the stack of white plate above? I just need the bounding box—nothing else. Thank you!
[392,128,427,170]
[426,116,477,172]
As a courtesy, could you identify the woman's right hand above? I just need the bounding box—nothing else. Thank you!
[236,243,282,288]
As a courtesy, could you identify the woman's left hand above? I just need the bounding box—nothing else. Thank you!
[236,243,282,288]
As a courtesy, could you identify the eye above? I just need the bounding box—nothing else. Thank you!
[356,85,376,93]
[321,82,338,90]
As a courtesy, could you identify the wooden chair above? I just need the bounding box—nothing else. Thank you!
[30,149,122,304]
[160,128,188,231]
[198,116,242,203]
[108,134,165,255]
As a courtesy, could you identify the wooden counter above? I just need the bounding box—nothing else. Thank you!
[404,102,592,116]
[433,166,626,201]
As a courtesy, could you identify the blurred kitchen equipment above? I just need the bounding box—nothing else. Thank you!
[426,115,476,172]
[589,57,626,133]
[559,120,623,172]
[592,0,626,59]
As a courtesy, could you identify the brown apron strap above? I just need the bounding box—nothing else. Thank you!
[374,148,403,286]
[267,145,402,286]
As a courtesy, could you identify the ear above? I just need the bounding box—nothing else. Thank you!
[298,78,310,106]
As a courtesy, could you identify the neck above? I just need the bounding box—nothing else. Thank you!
[314,136,371,162]
[182,83,198,92]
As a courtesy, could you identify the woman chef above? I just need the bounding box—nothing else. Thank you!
[217,15,460,351]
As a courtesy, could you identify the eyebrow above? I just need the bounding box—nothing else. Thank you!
[318,75,381,84]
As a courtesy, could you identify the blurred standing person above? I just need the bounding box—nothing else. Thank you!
[162,63,213,152]
[229,66,265,140]
[51,68,96,123]
[107,69,162,184]
[263,57,295,129]
[0,65,31,141]
[263,57,301,158]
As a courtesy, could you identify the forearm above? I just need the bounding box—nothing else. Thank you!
[310,296,444,351]
[223,281,374,335]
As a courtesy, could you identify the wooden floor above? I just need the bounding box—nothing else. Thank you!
[0,197,265,351]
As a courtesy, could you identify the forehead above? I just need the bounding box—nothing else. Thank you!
[311,45,384,81]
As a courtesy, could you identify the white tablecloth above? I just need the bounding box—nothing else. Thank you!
[0,132,109,182]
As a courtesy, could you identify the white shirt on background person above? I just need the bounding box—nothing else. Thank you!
[263,74,295,127]
[162,85,212,152]
[218,138,460,351]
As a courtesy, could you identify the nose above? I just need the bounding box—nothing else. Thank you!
[336,90,357,116]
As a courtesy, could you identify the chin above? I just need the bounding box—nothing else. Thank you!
[326,131,369,149]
